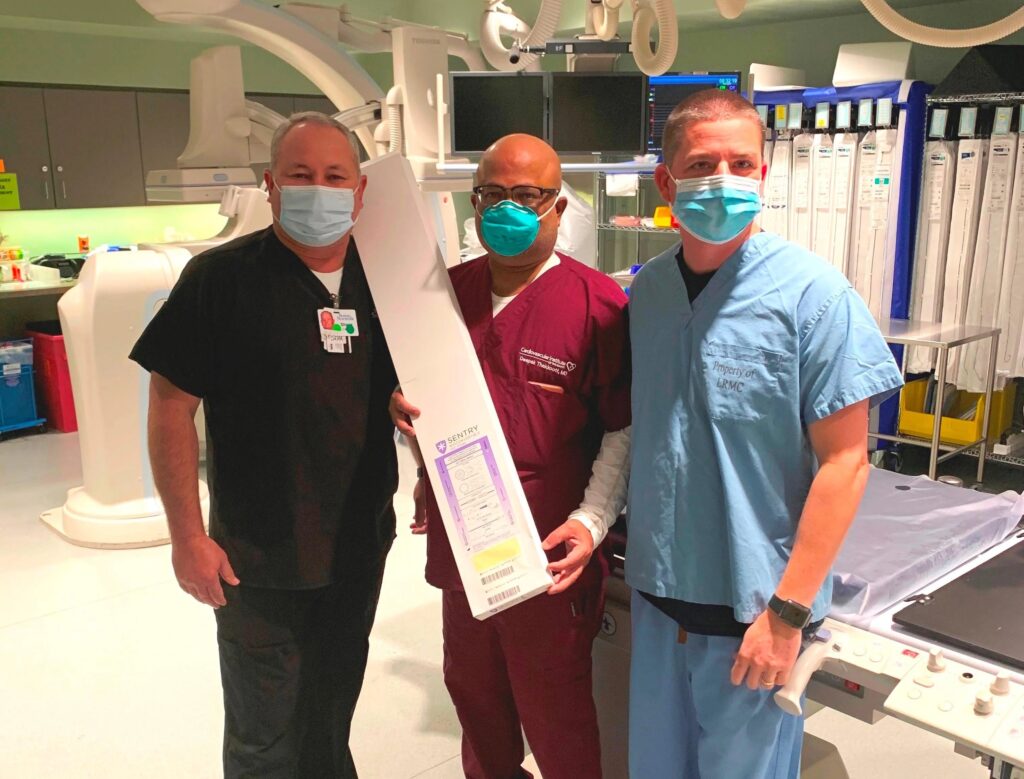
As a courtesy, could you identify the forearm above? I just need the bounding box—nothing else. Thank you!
[775,458,870,607]
[569,426,631,546]
[148,396,205,544]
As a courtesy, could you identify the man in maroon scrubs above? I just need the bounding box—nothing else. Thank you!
[392,134,631,779]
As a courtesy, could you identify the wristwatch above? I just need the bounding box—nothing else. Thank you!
[768,595,812,630]
[416,466,425,479]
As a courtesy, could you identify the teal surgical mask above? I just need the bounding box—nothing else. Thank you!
[479,200,556,257]
[274,180,356,247]
[671,174,762,245]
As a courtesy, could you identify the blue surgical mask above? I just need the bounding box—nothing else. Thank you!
[671,174,762,245]
[274,180,356,247]
[479,200,556,257]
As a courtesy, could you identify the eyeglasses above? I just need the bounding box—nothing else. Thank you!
[472,185,560,211]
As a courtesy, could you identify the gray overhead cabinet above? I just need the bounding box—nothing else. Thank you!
[0,84,337,211]
[42,88,147,209]
[136,90,191,177]
[0,85,149,210]
[0,86,57,210]
[293,95,335,115]
[248,92,295,119]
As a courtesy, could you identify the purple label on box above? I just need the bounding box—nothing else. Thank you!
[434,434,516,549]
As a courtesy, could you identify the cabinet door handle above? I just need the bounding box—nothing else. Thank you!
[62,181,67,200]
[41,165,50,201]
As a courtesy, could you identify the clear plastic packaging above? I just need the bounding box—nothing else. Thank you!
[831,468,1024,619]
[0,339,34,367]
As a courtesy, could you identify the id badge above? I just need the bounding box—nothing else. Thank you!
[317,308,359,354]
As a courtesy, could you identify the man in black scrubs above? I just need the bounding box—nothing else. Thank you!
[130,112,398,778]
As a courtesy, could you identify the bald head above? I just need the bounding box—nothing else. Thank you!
[476,134,562,190]
[472,134,566,269]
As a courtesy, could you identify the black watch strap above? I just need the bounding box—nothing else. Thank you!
[416,466,425,479]
[768,594,812,630]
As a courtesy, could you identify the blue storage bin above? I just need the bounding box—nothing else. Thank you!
[0,339,45,434]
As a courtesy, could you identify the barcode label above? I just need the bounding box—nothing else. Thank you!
[481,565,515,586]
[487,585,521,607]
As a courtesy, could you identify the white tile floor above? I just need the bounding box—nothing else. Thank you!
[0,431,990,779]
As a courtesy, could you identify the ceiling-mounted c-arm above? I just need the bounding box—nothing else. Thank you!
[136,0,384,157]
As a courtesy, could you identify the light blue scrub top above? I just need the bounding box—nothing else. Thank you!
[626,232,904,624]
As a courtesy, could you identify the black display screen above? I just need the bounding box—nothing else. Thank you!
[549,73,646,154]
[450,73,547,154]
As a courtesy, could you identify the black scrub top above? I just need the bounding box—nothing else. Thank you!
[131,228,399,589]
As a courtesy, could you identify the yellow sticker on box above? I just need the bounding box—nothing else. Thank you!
[0,173,21,211]
[472,538,521,573]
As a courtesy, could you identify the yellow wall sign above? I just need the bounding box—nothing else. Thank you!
[0,174,21,211]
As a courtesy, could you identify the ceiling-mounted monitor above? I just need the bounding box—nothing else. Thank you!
[646,72,741,155]
[450,72,547,155]
[549,72,647,155]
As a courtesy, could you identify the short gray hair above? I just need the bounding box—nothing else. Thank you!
[269,111,361,173]
[661,89,764,167]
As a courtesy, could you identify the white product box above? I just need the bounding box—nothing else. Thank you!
[353,153,552,618]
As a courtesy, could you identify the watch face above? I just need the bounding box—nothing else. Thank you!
[772,596,810,628]
[784,603,805,623]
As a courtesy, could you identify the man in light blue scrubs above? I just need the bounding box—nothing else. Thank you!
[626,89,904,778]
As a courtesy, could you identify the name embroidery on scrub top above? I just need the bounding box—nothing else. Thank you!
[517,347,578,378]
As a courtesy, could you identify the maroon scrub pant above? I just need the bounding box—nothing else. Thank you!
[441,561,605,779]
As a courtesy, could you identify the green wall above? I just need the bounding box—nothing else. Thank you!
[0,204,227,256]
[394,0,1024,86]
[653,0,1024,87]
[3,0,1023,257]
[0,203,229,336]
[410,0,1024,86]
[4,0,1023,93]
[0,27,324,93]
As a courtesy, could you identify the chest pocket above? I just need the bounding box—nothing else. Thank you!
[505,377,589,469]
[700,342,785,423]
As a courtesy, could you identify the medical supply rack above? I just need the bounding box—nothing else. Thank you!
[594,171,678,274]
[874,319,1000,482]
[914,80,1024,474]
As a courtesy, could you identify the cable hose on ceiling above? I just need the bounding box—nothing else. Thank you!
[860,0,1024,47]
[591,0,623,41]
[631,0,678,76]
[480,0,562,70]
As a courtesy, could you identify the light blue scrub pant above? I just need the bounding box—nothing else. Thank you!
[629,591,804,779]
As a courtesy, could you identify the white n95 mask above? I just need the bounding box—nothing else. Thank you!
[275,182,356,247]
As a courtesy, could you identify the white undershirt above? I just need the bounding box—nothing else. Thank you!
[569,426,631,546]
[491,255,560,316]
[486,253,630,546]
[311,268,344,301]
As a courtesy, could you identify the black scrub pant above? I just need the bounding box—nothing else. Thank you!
[214,559,388,779]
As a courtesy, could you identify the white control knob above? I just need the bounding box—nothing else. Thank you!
[974,691,994,716]
[927,648,946,673]
[991,671,1011,696]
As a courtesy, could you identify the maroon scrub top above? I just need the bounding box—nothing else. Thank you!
[425,253,631,590]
